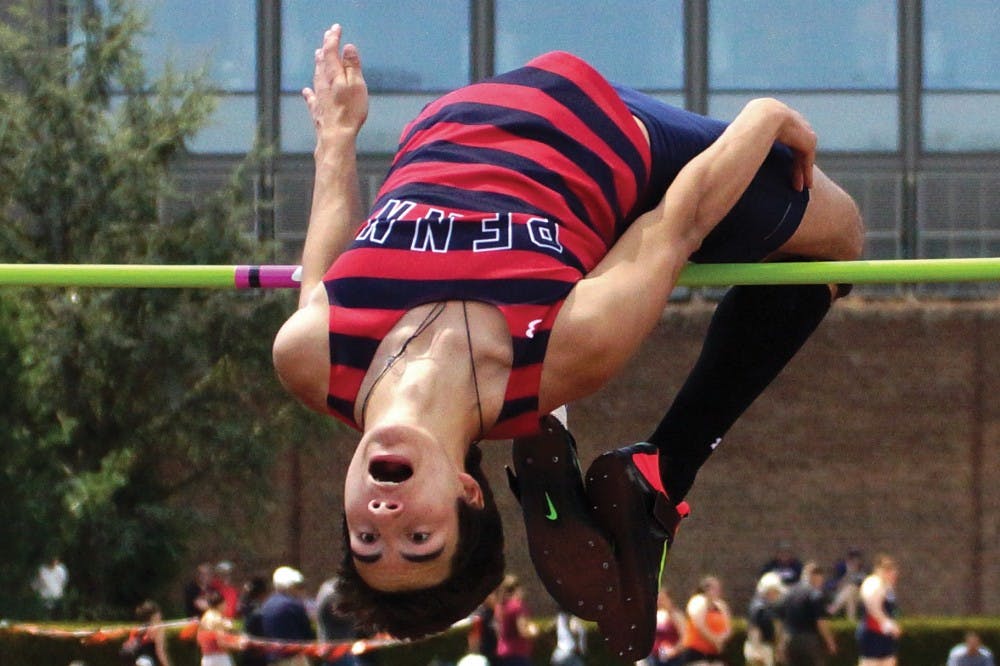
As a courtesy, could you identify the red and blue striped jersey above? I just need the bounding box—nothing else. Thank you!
[322,51,651,438]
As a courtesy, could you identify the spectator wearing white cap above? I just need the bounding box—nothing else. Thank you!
[213,561,240,619]
[259,566,315,666]
[744,572,786,666]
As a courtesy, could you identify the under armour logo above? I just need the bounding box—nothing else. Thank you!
[710,437,722,450]
[525,318,543,338]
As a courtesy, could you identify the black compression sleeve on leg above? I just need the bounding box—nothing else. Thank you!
[649,283,834,503]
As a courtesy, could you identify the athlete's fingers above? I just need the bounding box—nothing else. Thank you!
[783,113,816,192]
[302,87,316,112]
[797,135,816,191]
[323,24,345,79]
[802,159,815,190]
[312,45,328,96]
[341,43,364,85]
[313,24,343,92]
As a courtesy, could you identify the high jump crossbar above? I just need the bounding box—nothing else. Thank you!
[0,258,998,289]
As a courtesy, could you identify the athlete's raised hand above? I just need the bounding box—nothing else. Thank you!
[770,101,816,192]
[303,24,368,142]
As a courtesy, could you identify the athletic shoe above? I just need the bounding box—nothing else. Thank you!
[584,443,690,661]
[506,415,620,621]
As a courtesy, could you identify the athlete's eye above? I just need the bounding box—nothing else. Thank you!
[411,531,431,544]
[359,532,377,544]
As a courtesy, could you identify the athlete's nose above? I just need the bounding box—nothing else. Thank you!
[368,498,403,515]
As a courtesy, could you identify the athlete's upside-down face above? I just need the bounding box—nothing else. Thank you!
[343,424,483,591]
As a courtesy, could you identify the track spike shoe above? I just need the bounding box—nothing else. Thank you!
[506,415,620,621]
[584,443,690,661]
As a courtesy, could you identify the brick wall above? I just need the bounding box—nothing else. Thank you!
[217,299,1000,620]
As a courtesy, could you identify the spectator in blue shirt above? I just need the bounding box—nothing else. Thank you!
[948,632,995,666]
[260,566,315,666]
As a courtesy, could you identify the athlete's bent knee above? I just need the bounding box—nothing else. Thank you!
[838,196,865,261]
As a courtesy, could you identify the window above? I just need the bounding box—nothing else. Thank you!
[708,0,898,151]
[495,0,684,100]
[923,0,1000,151]
[71,0,258,153]
[136,0,257,153]
[280,1,471,153]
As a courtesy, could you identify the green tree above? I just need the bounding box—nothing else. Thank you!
[0,0,315,617]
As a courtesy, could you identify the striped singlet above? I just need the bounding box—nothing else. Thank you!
[322,51,651,439]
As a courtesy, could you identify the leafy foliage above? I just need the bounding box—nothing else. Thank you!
[0,0,313,617]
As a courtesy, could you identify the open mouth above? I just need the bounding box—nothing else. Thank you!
[369,456,414,483]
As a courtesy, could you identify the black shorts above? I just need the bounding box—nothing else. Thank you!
[857,627,899,659]
[615,85,809,264]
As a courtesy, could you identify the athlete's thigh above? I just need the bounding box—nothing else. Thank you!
[771,166,864,261]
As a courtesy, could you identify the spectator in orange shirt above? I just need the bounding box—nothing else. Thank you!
[681,576,732,665]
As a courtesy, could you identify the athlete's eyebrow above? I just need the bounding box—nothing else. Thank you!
[401,546,445,563]
[350,545,445,564]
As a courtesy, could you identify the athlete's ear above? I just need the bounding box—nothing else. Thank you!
[458,472,484,509]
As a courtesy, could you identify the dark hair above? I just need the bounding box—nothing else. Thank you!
[874,553,898,572]
[135,600,161,623]
[807,561,825,574]
[335,444,505,639]
[242,575,270,601]
[696,576,720,594]
[205,589,225,609]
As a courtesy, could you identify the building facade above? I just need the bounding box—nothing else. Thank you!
[6,0,998,617]
[17,0,998,295]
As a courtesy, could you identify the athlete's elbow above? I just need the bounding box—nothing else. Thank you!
[272,318,328,412]
[271,332,298,394]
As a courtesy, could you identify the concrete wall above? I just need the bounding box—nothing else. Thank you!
[226,299,1000,619]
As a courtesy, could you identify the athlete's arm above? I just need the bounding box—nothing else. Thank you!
[817,617,838,654]
[714,600,733,644]
[542,98,816,409]
[273,24,365,411]
[298,23,368,307]
[152,626,172,666]
[860,577,900,637]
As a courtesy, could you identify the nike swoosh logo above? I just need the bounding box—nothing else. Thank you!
[657,543,669,588]
[544,492,558,521]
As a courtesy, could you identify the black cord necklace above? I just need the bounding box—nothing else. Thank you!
[358,301,486,441]
[463,300,485,442]
[359,301,447,428]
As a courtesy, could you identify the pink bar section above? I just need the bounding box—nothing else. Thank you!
[234,265,302,289]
